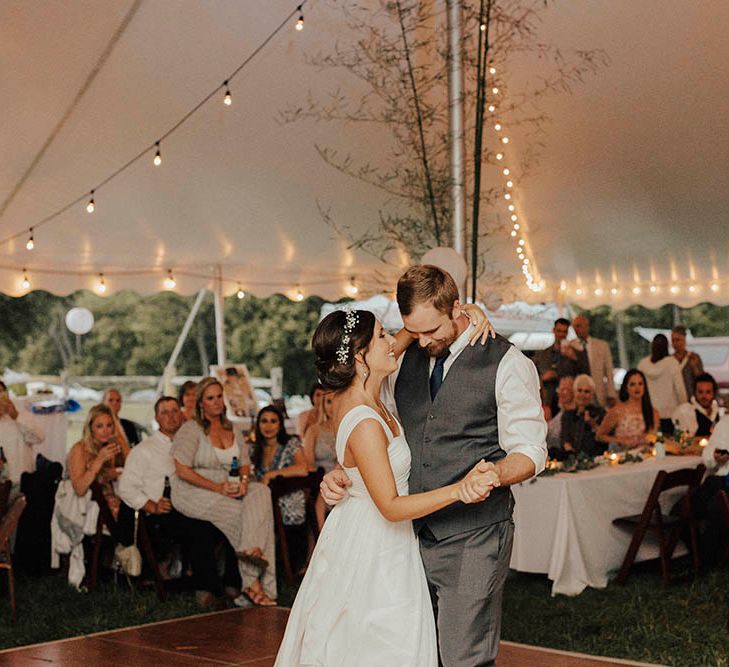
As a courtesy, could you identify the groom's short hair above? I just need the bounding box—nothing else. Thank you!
[397,265,459,317]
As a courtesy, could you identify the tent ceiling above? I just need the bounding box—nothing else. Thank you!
[1,0,727,307]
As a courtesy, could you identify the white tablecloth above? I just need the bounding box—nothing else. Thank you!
[15,398,69,471]
[510,455,704,596]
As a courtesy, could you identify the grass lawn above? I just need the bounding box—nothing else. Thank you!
[1,563,726,665]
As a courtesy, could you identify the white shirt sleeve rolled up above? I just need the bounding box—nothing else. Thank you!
[117,446,151,511]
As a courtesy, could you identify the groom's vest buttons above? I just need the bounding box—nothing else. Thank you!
[395,335,515,541]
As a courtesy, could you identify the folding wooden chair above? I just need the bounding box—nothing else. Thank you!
[269,469,325,585]
[88,483,167,600]
[0,479,11,521]
[613,464,705,585]
[718,490,729,566]
[0,495,27,623]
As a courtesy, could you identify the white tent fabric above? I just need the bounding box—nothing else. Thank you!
[1,1,727,306]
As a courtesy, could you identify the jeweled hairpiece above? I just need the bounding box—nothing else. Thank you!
[336,307,359,364]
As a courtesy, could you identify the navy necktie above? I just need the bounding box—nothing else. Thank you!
[430,352,450,400]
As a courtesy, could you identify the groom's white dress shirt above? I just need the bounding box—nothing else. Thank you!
[382,322,547,476]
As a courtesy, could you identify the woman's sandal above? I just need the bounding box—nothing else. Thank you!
[241,586,277,607]
[236,550,269,572]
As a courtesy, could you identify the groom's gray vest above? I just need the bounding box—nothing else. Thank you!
[394,335,515,540]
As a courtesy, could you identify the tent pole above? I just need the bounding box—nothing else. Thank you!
[447,0,466,269]
[213,265,226,367]
[156,288,207,396]
[615,310,629,369]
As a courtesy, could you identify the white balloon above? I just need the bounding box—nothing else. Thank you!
[65,307,94,335]
[421,247,468,289]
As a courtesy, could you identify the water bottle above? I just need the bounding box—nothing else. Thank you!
[163,475,172,499]
[654,432,665,459]
[228,456,240,486]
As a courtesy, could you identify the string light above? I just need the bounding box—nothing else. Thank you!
[163,270,176,290]
[26,229,34,251]
[501,136,509,144]
[611,287,618,295]
[506,180,513,188]
[237,284,245,299]
[223,80,232,106]
[489,66,497,75]
[347,276,359,296]
[711,282,720,293]
[492,87,499,95]
[153,142,162,167]
[502,168,510,176]
[576,288,583,296]
[632,286,641,295]
[295,6,304,30]
[96,274,107,294]
[86,191,95,214]
[670,285,679,294]
[496,152,503,160]
[295,287,304,302]
[504,193,511,200]
[480,23,486,32]
[650,285,658,293]
[488,104,496,113]
[508,204,515,212]
[511,214,518,222]
[494,123,502,131]
[510,230,517,237]
[21,269,30,290]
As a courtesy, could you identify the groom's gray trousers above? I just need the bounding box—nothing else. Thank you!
[419,519,514,667]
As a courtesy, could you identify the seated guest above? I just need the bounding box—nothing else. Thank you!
[0,382,40,489]
[560,374,606,457]
[533,318,582,416]
[250,405,308,570]
[672,373,721,437]
[637,334,687,435]
[171,377,277,606]
[118,396,241,609]
[178,380,198,422]
[302,391,336,529]
[103,388,139,451]
[297,383,324,436]
[546,376,575,457]
[597,369,660,449]
[672,325,705,398]
[696,417,729,565]
[67,404,124,519]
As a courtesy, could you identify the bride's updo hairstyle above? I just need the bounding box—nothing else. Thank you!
[313,309,376,391]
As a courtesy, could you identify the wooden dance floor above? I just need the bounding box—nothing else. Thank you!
[0,607,656,666]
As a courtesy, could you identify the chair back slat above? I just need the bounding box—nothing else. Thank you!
[659,465,706,493]
[719,490,729,529]
[0,495,27,547]
[0,480,11,520]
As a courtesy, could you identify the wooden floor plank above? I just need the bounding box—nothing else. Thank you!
[0,607,655,666]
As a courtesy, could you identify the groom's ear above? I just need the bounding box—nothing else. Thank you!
[451,300,462,320]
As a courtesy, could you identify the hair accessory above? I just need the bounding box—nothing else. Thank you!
[336,307,360,364]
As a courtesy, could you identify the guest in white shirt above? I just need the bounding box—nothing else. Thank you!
[696,417,729,565]
[637,334,687,435]
[118,396,242,610]
[672,373,721,438]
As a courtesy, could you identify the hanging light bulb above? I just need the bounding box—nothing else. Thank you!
[632,286,641,295]
[576,288,584,296]
[489,66,497,75]
[295,287,304,302]
[494,123,502,131]
[670,285,679,294]
[504,193,511,200]
[689,285,697,293]
[164,270,176,290]
[650,285,658,293]
[611,287,618,296]
[518,239,525,246]
[153,142,162,167]
[96,274,107,294]
[710,282,720,293]
[594,287,603,296]
[295,7,304,30]
[511,214,518,222]
[506,180,513,188]
[223,80,232,106]
[487,104,496,113]
[480,22,486,32]
[492,87,499,95]
[501,136,509,144]
[496,152,503,161]
[508,204,515,212]
[26,229,34,250]
[513,223,520,231]
[510,230,517,237]
[21,269,30,290]
[347,276,359,296]
[503,168,510,176]
[237,285,245,299]
[86,190,95,214]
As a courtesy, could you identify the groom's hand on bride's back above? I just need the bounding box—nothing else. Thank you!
[321,468,352,506]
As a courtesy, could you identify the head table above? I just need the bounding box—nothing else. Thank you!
[510,455,704,596]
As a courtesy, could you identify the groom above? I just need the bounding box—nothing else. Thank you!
[322,265,547,666]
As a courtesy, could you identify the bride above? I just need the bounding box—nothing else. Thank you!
[275,308,499,666]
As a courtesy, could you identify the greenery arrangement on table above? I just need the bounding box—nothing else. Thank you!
[534,451,601,480]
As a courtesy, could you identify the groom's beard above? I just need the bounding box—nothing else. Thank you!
[425,320,459,357]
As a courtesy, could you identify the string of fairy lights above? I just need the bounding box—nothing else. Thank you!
[2,2,325,297]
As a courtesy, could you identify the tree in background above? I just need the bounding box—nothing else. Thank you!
[281,0,607,297]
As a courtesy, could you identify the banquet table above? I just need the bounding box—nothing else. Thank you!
[510,455,704,596]
[15,397,69,471]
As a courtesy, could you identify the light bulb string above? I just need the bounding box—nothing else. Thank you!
[0,0,309,251]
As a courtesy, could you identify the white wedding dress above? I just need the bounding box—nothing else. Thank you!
[274,405,437,667]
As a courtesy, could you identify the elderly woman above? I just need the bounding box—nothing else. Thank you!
[560,374,606,457]
[597,369,660,450]
[67,404,124,518]
[171,377,277,606]
[177,380,198,422]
